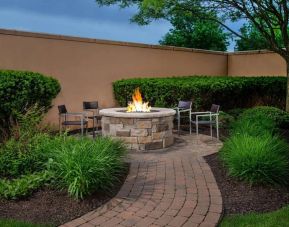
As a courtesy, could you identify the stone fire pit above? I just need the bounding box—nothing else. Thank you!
[100,107,176,151]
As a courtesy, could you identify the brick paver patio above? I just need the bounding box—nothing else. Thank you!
[62,134,223,227]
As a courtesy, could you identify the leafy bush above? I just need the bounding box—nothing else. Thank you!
[240,106,289,129]
[113,76,285,110]
[48,136,127,199]
[220,133,289,185]
[0,107,52,178]
[231,114,277,137]
[0,171,52,199]
[0,70,60,139]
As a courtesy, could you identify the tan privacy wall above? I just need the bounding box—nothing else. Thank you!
[0,29,287,124]
[228,50,287,76]
[0,29,227,124]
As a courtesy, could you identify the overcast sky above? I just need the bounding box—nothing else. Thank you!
[0,0,241,51]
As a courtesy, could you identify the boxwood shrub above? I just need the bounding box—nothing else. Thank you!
[0,70,61,137]
[113,76,285,110]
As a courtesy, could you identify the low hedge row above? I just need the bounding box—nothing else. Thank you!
[113,76,286,110]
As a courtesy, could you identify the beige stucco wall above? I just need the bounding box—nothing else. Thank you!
[0,29,287,125]
[228,50,286,77]
[0,29,227,125]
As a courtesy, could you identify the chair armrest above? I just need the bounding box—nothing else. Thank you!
[60,112,88,119]
[196,113,219,119]
[191,111,210,115]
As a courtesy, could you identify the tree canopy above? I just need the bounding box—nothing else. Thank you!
[96,0,289,111]
[159,12,229,51]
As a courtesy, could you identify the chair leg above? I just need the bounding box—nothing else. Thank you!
[216,119,219,140]
[81,120,83,136]
[210,123,213,138]
[178,112,180,135]
[92,118,95,138]
[196,122,199,137]
[189,113,192,135]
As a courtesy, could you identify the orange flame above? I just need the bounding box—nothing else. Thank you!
[127,87,151,112]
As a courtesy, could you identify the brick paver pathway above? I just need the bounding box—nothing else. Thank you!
[62,134,223,227]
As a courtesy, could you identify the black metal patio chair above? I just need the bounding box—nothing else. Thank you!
[174,100,193,134]
[58,105,88,136]
[83,101,102,138]
[191,104,220,139]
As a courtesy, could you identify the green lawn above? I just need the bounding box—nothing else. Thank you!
[220,206,289,227]
[0,219,51,227]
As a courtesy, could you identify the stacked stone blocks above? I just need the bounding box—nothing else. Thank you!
[102,116,174,151]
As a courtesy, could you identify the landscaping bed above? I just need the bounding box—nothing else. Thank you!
[205,153,289,214]
[0,164,129,226]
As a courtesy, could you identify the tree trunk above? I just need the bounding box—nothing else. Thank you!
[286,59,289,112]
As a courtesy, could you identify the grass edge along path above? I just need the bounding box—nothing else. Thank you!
[220,205,289,227]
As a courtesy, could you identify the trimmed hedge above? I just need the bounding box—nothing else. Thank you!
[0,70,60,118]
[113,76,285,110]
[0,70,60,138]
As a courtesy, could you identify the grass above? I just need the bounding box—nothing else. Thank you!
[0,219,51,227]
[220,133,289,185]
[220,206,289,227]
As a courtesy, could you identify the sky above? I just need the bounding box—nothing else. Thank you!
[0,0,242,51]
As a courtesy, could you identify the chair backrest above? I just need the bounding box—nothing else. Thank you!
[83,101,98,110]
[178,101,192,109]
[210,104,220,113]
[58,105,67,114]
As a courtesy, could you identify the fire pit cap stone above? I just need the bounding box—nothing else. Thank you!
[100,107,176,118]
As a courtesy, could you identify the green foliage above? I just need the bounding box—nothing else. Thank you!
[240,106,289,129]
[235,22,286,51]
[221,106,289,186]
[220,205,289,227]
[113,76,286,111]
[220,133,289,185]
[159,12,229,51]
[0,107,52,178]
[48,136,127,199]
[0,70,60,139]
[0,171,52,200]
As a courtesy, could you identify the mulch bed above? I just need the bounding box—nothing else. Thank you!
[0,164,129,226]
[205,151,289,215]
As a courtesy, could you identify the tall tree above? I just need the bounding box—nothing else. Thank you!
[159,12,229,51]
[236,22,285,51]
[96,0,289,111]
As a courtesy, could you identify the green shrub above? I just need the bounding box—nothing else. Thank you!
[0,107,52,178]
[0,171,52,199]
[220,133,289,185]
[231,114,277,137]
[48,136,127,199]
[0,70,60,139]
[240,106,289,129]
[113,76,285,110]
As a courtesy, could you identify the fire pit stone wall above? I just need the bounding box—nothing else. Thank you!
[100,108,176,151]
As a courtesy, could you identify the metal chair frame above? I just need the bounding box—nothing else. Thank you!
[58,105,88,136]
[83,101,102,138]
[191,104,220,139]
[174,101,193,134]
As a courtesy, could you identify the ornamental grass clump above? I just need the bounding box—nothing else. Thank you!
[220,133,289,185]
[48,136,127,199]
[220,106,289,186]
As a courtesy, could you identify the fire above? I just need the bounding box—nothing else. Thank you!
[127,87,151,112]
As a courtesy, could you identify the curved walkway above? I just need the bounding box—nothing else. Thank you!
[62,134,223,227]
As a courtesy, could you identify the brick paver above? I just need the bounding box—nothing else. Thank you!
[62,134,223,227]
